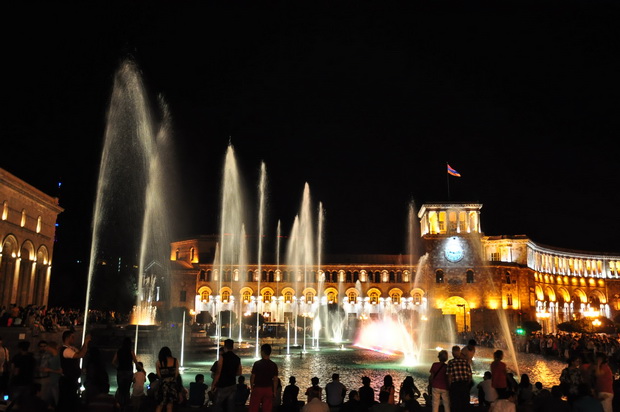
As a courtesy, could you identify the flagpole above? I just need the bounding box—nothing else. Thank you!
[446,162,451,200]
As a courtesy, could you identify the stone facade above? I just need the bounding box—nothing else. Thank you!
[0,168,63,308]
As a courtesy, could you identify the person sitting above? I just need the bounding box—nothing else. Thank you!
[370,390,400,412]
[188,373,208,407]
[282,376,302,412]
[234,375,250,411]
[302,387,329,412]
[341,390,366,412]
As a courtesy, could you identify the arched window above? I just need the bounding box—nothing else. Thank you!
[20,209,26,227]
[190,248,195,261]
[505,271,511,284]
[348,292,357,304]
[263,291,272,303]
[242,291,251,303]
[327,291,337,304]
[436,270,444,284]
[507,294,513,306]
[391,292,400,304]
[206,270,212,281]
[466,270,474,284]
[248,271,254,282]
[346,271,352,283]
[221,291,230,303]
[413,293,422,305]
[305,292,314,304]
[199,270,206,281]
[284,291,293,303]
[269,271,275,282]
[36,216,42,233]
[175,249,180,260]
[353,271,359,282]
[389,271,395,283]
[201,291,210,302]
[370,292,379,304]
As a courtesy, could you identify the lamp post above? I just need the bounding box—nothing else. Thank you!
[457,304,466,332]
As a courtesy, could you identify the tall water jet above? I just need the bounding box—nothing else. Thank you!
[255,162,267,358]
[217,145,246,358]
[286,184,315,352]
[84,59,175,348]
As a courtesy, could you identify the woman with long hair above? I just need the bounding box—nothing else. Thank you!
[155,346,179,412]
[112,336,137,409]
[379,375,395,404]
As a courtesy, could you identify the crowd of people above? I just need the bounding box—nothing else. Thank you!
[0,305,618,412]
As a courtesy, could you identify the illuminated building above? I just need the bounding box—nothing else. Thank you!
[169,202,620,334]
[0,168,63,308]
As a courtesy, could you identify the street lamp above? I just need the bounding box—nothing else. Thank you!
[457,304,466,332]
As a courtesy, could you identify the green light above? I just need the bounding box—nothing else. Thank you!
[516,327,525,336]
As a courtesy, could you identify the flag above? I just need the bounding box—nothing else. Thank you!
[447,164,461,177]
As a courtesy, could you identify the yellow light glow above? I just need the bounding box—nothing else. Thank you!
[488,300,498,310]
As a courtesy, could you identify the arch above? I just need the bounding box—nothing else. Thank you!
[535,285,544,301]
[20,240,35,261]
[239,287,254,303]
[557,287,570,303]
[573,289,587,304]
[301,288,317,303]
[198,286,212,302]
[324,287,339,304]
[442,296,470,332]
[544,286,556,302]
[344,287,359,304]
[589,290,606,305]
[280,287,295,303]
[367,287,382,304]
[388,287,403,304]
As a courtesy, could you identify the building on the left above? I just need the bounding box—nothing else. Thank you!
[0,168,63,308]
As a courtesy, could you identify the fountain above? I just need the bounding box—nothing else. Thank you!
[84,58,176,352]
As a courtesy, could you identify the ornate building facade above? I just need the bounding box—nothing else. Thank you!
[168,202,620,335]
[0,168,63,308]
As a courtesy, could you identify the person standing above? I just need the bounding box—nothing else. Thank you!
[491,350,508,399]
[212,338,242,412]
[0,337,9,399]
[155,346,179,412]
[9,340,35,403]
[446,345,472,412]
[58,330,90,412]
[112,336,138,410]
[131,361,147,412]
[32,339,51,406]
[460,340,476,366]
[325,373,346,411]
[235,375,251,411]
[249,343,279,412]
[44,340,62,409]
[429,349,450,412]
[592,352,613,412]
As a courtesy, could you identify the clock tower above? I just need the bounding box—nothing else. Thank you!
[417,202,484,270]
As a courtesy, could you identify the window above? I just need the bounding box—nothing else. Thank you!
[491,252,500,261]
[284,291,292,303]
[201,291,210,302]
[180,290,187,302]
[507,294,513,306]
[413,293,422,305]
[190,248,195,261]
[20,209,26,227]
[466,270,474,284]
[391,293,400,304]
[36,216,42,233]
[243,291,252,303]
[175,249,180,260]
[436,270,444,284]
[305,292,314,304]
[199,270,206,281]
[1,201,7,220]
[263,291,272,303]
[221,291,230,303]
[370,292,379,304]
[327,291,337,304]
[505,272,511,284]
[348,292,357,304]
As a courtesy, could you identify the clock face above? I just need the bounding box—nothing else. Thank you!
[445,243,464,262]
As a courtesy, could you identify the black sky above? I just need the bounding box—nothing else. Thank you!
[2,1,620,305]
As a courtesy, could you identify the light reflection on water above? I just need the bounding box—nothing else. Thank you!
[105,343,565,401]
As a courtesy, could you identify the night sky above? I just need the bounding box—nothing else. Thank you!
[2,2,620,307]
